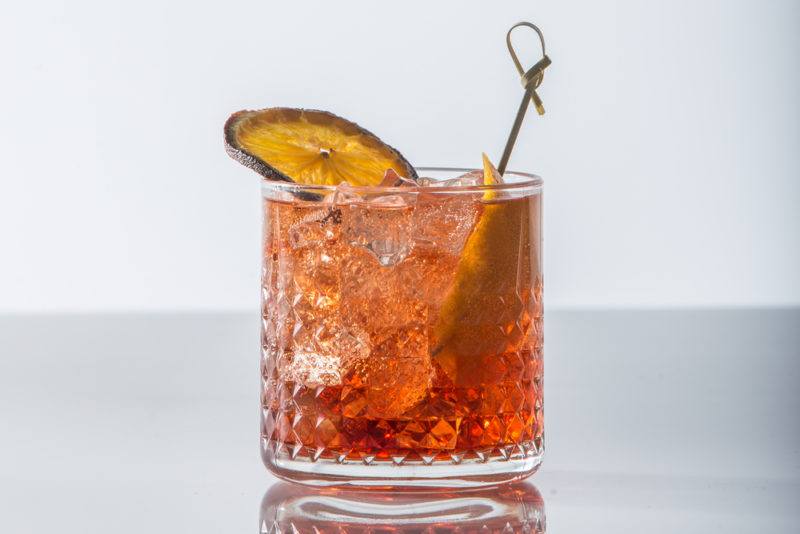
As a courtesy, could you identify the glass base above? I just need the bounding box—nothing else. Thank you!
[262,439,543,488]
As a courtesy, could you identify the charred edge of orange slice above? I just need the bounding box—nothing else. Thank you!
[224,110,283,182]
[223,107,418,185]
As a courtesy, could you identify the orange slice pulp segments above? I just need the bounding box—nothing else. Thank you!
[224,107,416,186]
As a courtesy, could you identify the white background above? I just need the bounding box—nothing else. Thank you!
[1,0,798,312]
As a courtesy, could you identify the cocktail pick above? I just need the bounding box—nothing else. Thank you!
[498,22,552,175]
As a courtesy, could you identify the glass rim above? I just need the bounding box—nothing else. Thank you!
[260,167,543,195]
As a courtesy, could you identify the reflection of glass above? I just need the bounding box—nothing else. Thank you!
[261,169,544,486]
[259,482,545,532]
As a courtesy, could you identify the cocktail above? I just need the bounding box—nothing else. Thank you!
[224,22,550,487]
[225,108,542,486]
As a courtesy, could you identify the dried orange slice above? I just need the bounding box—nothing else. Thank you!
[224,107,416,185]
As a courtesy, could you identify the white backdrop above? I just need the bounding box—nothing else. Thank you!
[1,0,798,312]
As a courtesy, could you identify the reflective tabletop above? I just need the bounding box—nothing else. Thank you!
[1,310,798,532]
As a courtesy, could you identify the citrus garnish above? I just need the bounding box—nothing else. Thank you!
[433,155,529,387]
[482,152,503,185]
[224,107,416,186]
[481,151,503,199]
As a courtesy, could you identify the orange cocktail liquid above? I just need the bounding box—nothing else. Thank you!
[260,189,542,465]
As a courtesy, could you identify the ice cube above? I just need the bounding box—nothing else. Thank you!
[345,325,432,418]
[379,169,401,187]
[370,171,419,207]
[285,351,341,386]
[342,199,415,266]
[397,176,419,187]
[367,193,416,207]
[380,168,419,187]
[412,193,480,255]
[289,209,340,249]
[332,183,364,206]
[334,177,417,209]
[417,170,483,188]
[339,256,433,417]
[285,325,371,387]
